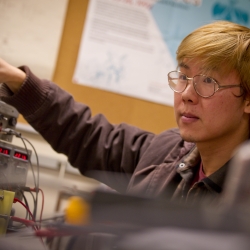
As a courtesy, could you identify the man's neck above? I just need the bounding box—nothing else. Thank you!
[196,132,249,176]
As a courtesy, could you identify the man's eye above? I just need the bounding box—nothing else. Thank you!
[179,74,187,80]
[203,77,214,84]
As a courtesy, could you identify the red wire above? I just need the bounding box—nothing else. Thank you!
[11,216,35,226]
[11,216,45,246]
[14,198,35,221]
[35,228,71,237]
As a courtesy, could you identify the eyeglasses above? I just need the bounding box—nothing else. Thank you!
[168,71,242,98]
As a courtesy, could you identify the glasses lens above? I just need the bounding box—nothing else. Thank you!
[168,71,187,92]
[193,75,216,97]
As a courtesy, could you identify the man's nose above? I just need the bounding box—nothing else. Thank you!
[181,78,198,102]
[184,77,194,91]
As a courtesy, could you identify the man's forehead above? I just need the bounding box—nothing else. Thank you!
[179,58,219,74]
[178,59,204,71]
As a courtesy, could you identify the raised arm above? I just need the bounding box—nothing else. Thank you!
[0,59,155,191]
[0,58,26,93]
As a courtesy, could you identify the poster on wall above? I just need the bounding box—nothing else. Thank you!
[73,0,250,106]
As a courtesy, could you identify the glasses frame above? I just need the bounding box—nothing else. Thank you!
[168,70,242,98]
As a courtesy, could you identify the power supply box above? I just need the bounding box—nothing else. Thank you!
[0,140,32,200]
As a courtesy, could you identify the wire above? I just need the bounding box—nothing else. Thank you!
[39,214,65,223]
[21,137,40,190]
[21,191,29,220]
[29,190,36,214]
[19,136,40,220]
[30,187,44,228]
[0,127,46,234]
[0,128,41,220]
[8,191,29,230]
[20,137,37,187]
[13,198,36,224]
[38,188,44,227]
[10,216,46,248]
[11,216,36,227]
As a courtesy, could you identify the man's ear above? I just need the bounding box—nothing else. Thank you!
[244,98,250,114]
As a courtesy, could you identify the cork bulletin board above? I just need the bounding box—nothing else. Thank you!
[18,0,177,134]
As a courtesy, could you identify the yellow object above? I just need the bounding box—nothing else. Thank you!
[0,190,15,234]
[65,196,90,225]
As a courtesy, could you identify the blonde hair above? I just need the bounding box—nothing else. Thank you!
[176,20,250,97]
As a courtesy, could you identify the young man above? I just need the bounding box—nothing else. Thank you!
[0,20,249,205]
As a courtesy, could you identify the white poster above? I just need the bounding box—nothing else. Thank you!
[73,0,250,106]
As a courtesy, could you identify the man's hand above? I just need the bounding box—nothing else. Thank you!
[0,58,26,93]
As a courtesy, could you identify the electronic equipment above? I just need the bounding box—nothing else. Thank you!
[0,140,31,200]
[0,101,31,200]
[0,101,19,143]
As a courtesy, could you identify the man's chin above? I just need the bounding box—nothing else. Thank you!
[179,131,197,143]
